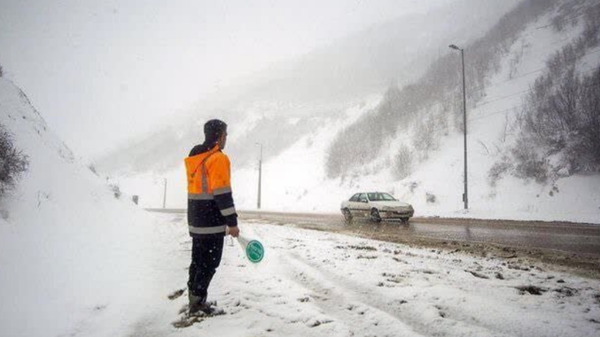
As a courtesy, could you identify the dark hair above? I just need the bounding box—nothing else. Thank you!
[204,119,227,144]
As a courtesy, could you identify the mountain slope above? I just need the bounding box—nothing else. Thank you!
[0,78,169,337]
[95,0,520,175]
[235,0,600,222]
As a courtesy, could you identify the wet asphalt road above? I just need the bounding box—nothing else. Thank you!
[239,211,600,258]
[148,209,600,258]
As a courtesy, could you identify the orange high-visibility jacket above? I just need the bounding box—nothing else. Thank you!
[185,144,237,237]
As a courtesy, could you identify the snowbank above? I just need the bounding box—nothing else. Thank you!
[0,78,170,337]
[135,215,600,337]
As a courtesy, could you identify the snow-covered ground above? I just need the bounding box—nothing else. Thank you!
[0,78,165,337]
[129,214,600,337]
[1,75,599,337]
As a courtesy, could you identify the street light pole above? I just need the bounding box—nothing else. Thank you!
[449,44,469,210]
[255,143,263,210]
[162,178,167,209]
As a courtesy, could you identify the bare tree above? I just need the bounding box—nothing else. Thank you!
[500,3,600,180]
[0,125,29,196]
[393,145,413,179]
[327,0,559,177]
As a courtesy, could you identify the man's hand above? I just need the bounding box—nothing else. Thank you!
[227,226,240,238]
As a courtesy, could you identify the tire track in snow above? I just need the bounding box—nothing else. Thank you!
[249,225,418,336]
[283,251,424,337]
[286,251,512,337]
[277,235,598,337]
[253,224,511,337]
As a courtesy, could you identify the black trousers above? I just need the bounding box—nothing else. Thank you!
[188,236,224,298]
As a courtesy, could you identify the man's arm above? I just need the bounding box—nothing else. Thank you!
[210,154,238,231]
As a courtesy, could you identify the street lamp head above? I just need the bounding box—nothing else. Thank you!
[449,44,461,51]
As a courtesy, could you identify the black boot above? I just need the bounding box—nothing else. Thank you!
[188,293,206,316]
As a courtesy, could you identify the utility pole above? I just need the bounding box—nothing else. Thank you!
[255,143,263,210]
[162,178,167,209]
[449,44,469,210]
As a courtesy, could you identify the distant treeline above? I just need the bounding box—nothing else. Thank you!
[492,1,600,185]
[325,0,558,178]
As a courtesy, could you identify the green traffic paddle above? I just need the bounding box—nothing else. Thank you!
[237,236,265,263]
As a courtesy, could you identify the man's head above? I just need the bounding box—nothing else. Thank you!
[204,119,228,149]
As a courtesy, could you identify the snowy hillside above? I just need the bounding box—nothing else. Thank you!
[0,78,172,337]
[245,0,600,222]
[318,0,600,223]
[104,0,599,224]
[236,0,600,223]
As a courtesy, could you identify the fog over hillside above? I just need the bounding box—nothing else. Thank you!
[213,0,522,107]
[96,0,520,174]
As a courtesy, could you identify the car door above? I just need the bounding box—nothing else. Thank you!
[347,193,360,216]
[358,193,370,217]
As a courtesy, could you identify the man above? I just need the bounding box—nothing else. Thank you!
[184,119,240,315]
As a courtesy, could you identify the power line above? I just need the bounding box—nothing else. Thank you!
[296,103,524,157]
[312,13,600,171]
[302,80,600,157]
[469,47,600,95]
[476,88,533,107]
[361,51,600,131]
[516,10,590,40]
[475,63,600,107]
[383,50,600,128]
[293,60,600,156]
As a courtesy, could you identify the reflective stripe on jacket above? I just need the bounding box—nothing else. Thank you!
[185,144,238,237]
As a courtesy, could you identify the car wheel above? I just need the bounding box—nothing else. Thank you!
[342,209,353,224]
[370,208,382,223]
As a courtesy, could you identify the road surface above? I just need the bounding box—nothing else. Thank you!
[240,211,600,258]
[148,209,600,258]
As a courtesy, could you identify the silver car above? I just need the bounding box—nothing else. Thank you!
[340,192,414,223]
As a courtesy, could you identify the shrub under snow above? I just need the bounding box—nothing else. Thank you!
[0,124,29,196]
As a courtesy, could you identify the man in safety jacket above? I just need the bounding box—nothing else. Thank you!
[184,119,239,315]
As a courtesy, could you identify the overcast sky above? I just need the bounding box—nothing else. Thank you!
[0,0,451,159]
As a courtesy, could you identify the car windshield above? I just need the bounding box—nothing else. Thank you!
[367,193,396,201]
